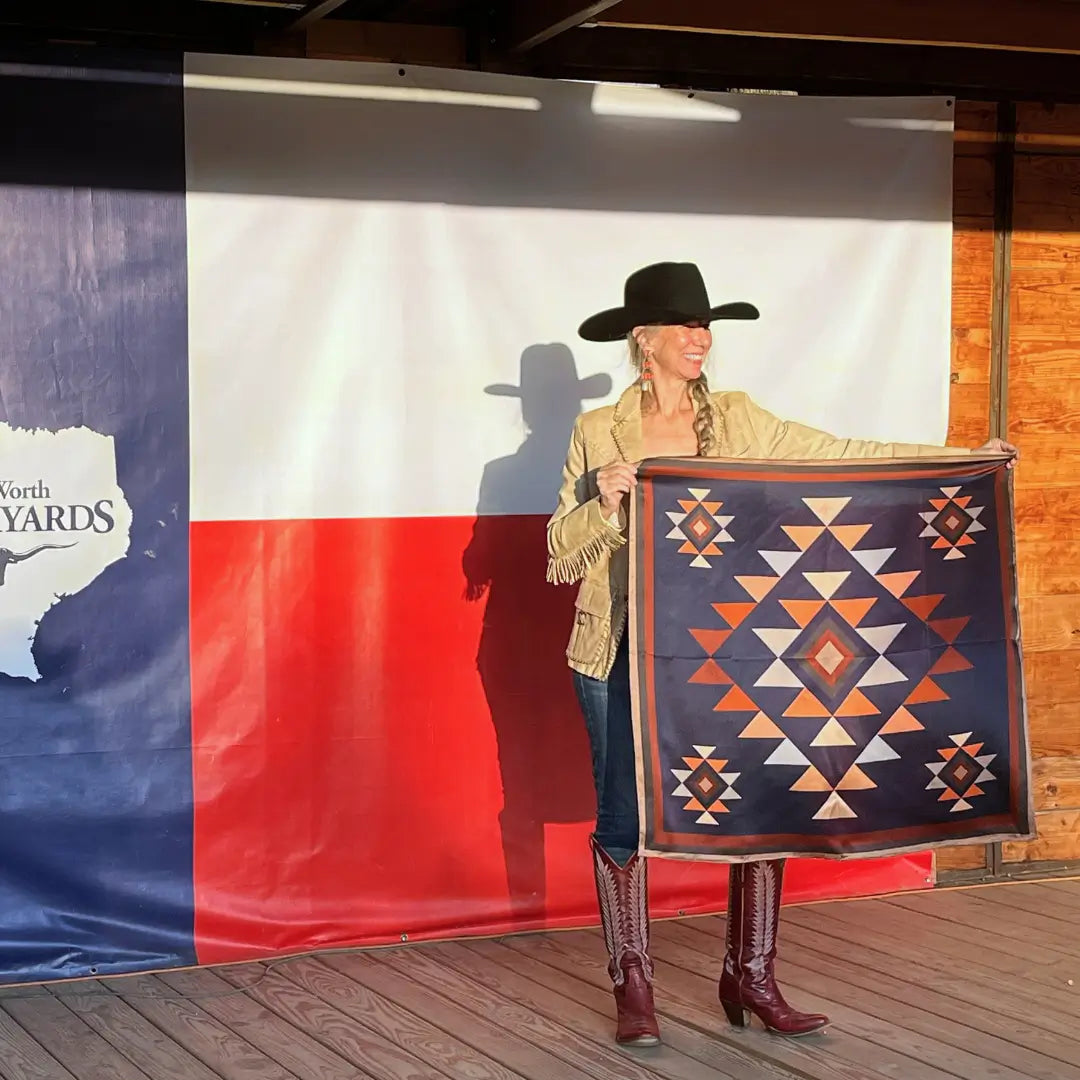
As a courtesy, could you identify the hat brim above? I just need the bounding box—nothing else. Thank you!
[485,372,612,398]
[578,301,760,343]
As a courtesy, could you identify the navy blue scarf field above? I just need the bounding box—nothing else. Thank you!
[629,455,1033,861]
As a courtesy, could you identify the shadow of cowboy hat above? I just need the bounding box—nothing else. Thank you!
[485,343,612,402]
[578,261,759,342]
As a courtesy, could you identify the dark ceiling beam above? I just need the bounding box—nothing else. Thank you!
[597,0,1080,57]
[288,0,350,32]
[0,0,266,50]
[500,1,623,54]
[523,26,1080,101]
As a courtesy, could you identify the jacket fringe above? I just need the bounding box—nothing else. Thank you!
[546,528,626,585]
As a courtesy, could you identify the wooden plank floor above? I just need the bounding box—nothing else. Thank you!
[0,879,1078,1080]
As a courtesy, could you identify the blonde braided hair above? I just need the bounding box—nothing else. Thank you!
[628,330,719,456]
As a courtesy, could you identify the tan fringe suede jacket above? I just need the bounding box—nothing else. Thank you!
[546,386,971,681]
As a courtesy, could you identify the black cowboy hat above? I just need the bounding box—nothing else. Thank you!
[578,261,759,342]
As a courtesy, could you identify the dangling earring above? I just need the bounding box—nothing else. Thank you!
[641,353,654,391]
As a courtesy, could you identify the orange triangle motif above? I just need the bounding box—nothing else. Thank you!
[879,707,924,735]
[710,802,731,814]
[929,647,974,675]
[712,602,757,629]
[700,543,723,556]
[932,536,952,550]
[837,764,877,791]
[902,593,945,621]
[965,784,985,798]
[702,501,723,515]
[938,788,961,802]
[684,797,705,811]
[779,598,826,628]
[735,575,780,602]
[791,765,832,792]
[781,525,825,551]
[679,541,699,554]
[689,659,734,685]
[830,524,872,550]
[929,617,970,644]
[689,628,732,655]
[830,597,877,627]
[683,756,704,768]
[905,676,949,705]
[938,746,958,761]
[953,496,972,509]
[739,711,786,739]
[877,571,920,598]
[783,687,831,718]
[929,498,950,510]
[965,742,984,757]
[957,534,976,547]
[715,685,759,712]
[678,499,700,513]
[835,688,881,717]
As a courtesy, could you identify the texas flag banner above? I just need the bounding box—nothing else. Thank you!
[630,457,1034,861]
[0,49,960,983]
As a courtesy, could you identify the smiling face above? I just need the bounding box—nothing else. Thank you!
[634,320,713,382]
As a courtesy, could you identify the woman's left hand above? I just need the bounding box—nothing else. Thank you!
[974,437,1019,468]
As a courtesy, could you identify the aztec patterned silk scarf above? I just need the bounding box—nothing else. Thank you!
[630,456,1033,861]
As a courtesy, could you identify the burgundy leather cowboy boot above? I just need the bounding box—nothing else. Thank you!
[589,835,661,1046]
[717,860,829,1036]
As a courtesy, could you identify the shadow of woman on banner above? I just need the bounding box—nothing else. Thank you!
[463,344,612,922]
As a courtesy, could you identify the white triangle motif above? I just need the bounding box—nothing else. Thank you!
[765,739,811,767]
[811,718,856,747]
[856,623,906,655]
[759,550,803,578]
[813,792,857,820]
[693,744,717,758]
[690,555,710,568]
[803,571,850,600]
[755,659,804,688]
[803,497,851,526]
[687,488,711,501]
[951,799,973,813]
[754,627,802,657]
[858,656,908,687]
[856,736,901,764]
[940,486,961,498]
[852,548,896,575]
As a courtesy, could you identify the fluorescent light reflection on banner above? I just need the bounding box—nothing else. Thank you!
[590,84,741,123]
[184,73,542,111]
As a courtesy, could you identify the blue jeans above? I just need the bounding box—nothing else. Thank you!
[572,636,638,865]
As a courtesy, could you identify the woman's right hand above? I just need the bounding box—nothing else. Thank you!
[597,461,638,516]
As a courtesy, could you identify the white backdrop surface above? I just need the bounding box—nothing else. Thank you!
[183,54,955,522]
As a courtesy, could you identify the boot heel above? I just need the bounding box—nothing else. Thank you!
[721,1000,748,1028]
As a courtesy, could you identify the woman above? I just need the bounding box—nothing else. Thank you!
[546,261,1016,1046]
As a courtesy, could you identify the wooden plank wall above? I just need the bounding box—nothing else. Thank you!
[1007,102,1080,864]
[938,100,1080,875]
